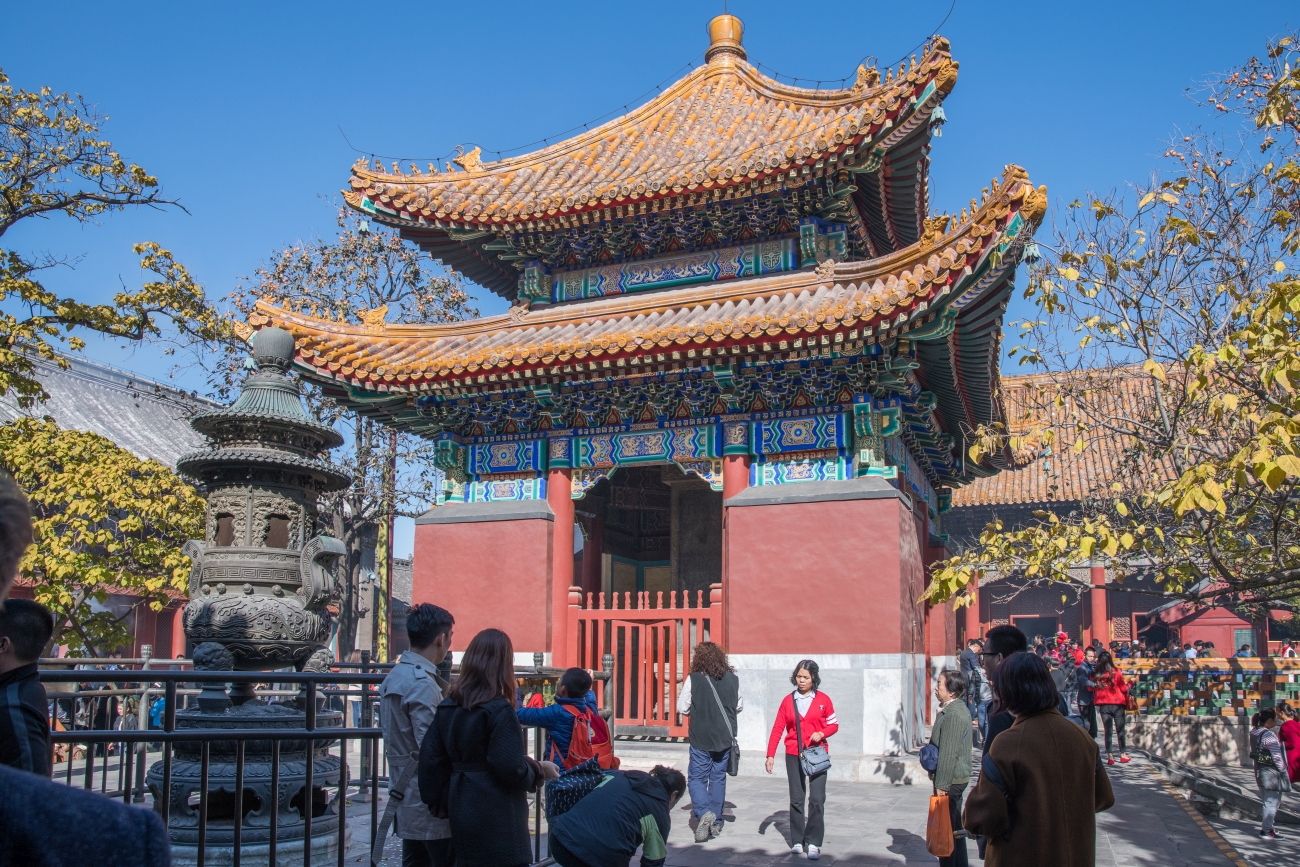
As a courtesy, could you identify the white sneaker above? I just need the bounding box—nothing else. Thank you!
[791,843,804,855]
[807,844,820,860]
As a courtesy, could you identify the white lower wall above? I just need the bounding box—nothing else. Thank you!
[729,653,929,770]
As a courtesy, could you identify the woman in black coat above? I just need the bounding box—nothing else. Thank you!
[418,628,560,867]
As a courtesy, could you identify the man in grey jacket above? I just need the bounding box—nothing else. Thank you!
[378,603,455,867]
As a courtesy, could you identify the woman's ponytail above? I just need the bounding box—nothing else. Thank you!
[649,764,686,801]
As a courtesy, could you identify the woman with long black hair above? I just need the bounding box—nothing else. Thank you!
[1090,650,1131,765]
[764,659,838,860]
[418,628,559,867]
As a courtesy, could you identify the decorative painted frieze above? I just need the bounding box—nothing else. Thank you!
[751,412,847,456]
[751,449,849,486]
[546,239,797,303]
[466,474,546,503]
[467,438,546,475]
[571,425,719,468]
[722,421,749,455]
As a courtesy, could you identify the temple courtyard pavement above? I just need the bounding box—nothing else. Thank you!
[358,747,1300,866]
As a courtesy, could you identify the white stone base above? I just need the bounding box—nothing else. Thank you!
[729,653,928,761]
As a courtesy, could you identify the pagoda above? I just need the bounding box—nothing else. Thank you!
[252,15,1044,766]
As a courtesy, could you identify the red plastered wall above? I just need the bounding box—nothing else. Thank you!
[724,495,920,655]
[412,518,554,654]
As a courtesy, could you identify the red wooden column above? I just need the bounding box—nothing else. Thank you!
[720,423,750,651]
[722,454,750,498]
[548,466,575,666]
[969,578,984,640]
[1089,563,1108,646]
[580,516,604,596]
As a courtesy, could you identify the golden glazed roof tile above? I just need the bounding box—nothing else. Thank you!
[949,369,1172,508]
[253,166,1043,392]
[346,37,957,230]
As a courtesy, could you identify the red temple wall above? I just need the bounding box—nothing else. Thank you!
[724,494,920,655]
[412,516,554,655]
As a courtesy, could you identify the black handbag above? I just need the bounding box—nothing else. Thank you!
[703,674,741,776]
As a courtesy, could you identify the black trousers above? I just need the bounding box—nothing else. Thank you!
[785,753,827,848]
[401,838,454,867]
[550,837,595,867]
[939,783,969,867]
[1078,702,1097,738]
[1099,704,1127,753]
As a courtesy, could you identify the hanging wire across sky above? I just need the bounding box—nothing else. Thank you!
[338,0,959,170]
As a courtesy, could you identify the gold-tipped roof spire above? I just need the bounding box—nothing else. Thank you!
[705,13,745,63]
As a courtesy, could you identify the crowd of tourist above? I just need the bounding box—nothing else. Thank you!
[0,460,1297,865]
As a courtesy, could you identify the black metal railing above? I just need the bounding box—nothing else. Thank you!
[39,653,615,867]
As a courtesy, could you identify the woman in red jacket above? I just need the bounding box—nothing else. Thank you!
[765,659,838,860]
[1091,650,1131,765]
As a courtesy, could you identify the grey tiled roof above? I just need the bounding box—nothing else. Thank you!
[0,353,220,470]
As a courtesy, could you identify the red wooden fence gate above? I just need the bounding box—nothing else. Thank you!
[568,584,723,737]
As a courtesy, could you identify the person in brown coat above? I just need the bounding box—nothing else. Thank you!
[963,651,1115,867]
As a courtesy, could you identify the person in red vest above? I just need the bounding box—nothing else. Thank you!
[765,659,838,861]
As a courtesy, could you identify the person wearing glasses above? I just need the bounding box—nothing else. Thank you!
[978,625,1029,749]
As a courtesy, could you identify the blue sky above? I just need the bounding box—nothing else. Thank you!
[4,0,1296,554]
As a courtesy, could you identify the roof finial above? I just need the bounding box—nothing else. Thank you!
[706,12,745,63]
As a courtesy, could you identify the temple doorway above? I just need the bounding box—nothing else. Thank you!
[574,464,722,608]
[1013,616,1060,644]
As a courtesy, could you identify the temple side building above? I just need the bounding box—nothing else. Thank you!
[947,371,1276,654]
[253,15,1046,769]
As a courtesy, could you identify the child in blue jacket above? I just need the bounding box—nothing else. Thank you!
[518,667,600,765]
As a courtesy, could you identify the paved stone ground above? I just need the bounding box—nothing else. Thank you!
[356,754,1298,866]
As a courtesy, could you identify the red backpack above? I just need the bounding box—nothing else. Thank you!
[551,704,620,770]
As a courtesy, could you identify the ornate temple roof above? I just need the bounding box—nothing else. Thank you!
[253,165,1046,479]
[346,17,957,300]
[0,352,218,469]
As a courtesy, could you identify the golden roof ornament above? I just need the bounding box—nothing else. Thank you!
[452,146,484,173]
[921,214,953,247]
[359,304,389,331]
[853,63,881,92]
[705,13,745,63]
[232,321,255,343]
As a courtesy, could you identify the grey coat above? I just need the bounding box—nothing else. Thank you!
[380,650,451,839]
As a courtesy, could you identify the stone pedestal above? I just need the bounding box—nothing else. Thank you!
[148,703,350,864]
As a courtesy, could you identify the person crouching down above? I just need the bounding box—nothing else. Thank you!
[549,764,686,867]
[676,640,741,842]
[765,659,837,860]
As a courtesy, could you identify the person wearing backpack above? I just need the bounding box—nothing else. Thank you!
[676,640,742,843]
[518,667,618,770]
[1250,709,1293,841]
[765,659,838,861]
